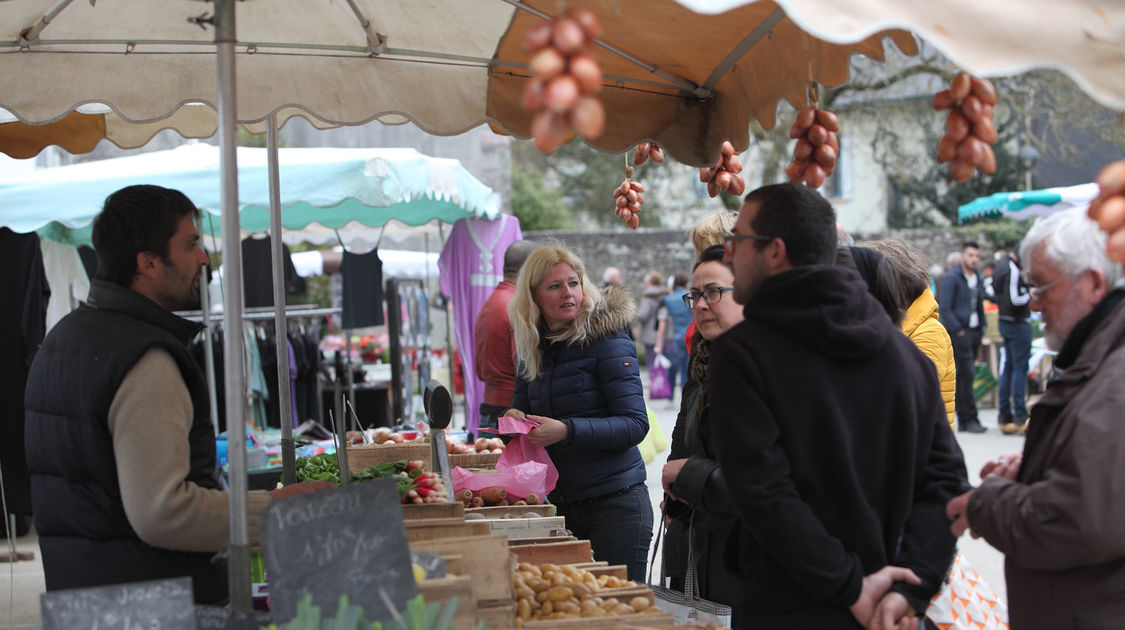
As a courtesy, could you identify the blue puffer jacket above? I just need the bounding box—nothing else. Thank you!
[514,286,649,503]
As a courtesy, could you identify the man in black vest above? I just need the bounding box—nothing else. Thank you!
[25,185,326,604]
[939,241,988,433]
[992,245,1032,434]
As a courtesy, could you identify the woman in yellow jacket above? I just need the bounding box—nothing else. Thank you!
[866,239,957,429]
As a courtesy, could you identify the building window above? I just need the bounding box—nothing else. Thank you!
[828,134,852,200]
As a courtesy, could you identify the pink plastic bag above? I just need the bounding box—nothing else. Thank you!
[452,416,558,498]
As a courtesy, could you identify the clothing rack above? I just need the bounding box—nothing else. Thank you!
[176,305,340,323]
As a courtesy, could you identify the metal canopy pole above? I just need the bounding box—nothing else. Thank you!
[197,217,220,435]
[266,115,298,486]
[214,0,251,610]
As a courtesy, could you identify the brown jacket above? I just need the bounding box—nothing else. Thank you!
[968,292,1125,630]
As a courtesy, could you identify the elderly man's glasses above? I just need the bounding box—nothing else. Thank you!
[683,287,734,309]
[1028,276,1067,300]
[722,233,776,255]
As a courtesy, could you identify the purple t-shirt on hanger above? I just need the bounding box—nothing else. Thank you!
[438,215,522,434]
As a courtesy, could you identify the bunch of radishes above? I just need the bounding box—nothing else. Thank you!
[699,141,745,197]
[402,461,448,504]
[522,9,606,153]
[933,71,998,182]
[786,107,840,189]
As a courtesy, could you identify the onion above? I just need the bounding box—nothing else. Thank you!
[785,160,805,182]
[806,123,829,146]
[960,95,983,124]
[950,72,972,101]
[529,48,565,81]
[570,8,603,40]
[521,80,544,110]
[727,174,746,196]
[815,109,840,133]
[972,117,997,144]
[945,110,970,142]
[723,155,742,174]
[936,135,958,163]
[794,138,814,161]
[699,167,716,183]
[957,136,983,165]
[970,77,997,106]
[721,140,736,157]
[814,143,837,171]
[979,145,997,174]
[544,75,580,113]
[569,95,605,139]
[1090,195,1125,232]
[1096,159,1125,195]
[950,159,975,182]
[650,146,665,162]
[522,22,553,54]
[569,54,603,94]
[531,110,573,153]
[804,162,827,189]
[715,170,733,190]
[551,18,586,55]
[795,107,817,131]
[931,89,954,111]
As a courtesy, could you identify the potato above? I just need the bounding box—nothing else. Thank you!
[547,586,572,601]
[517,598,531,621]
[629,596,651,611]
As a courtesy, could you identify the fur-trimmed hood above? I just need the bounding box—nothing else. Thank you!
[545,285,636,348]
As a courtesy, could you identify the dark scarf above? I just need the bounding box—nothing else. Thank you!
[1055,288,1125,369]
[689,332,709,409]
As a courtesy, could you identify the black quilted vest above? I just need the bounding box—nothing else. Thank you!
[24,280,227,604]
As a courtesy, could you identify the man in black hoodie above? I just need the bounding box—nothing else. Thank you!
[710,183,968,629]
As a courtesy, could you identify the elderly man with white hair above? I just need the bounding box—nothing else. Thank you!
[945,206,1125,630]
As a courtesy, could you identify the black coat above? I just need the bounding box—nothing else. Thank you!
[25,280,226,604]
[662,338,741,608]
[710,265,968,628]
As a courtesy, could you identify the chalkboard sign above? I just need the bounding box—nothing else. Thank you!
[261,478,417,623]
[194,606,272,630]
[40,577,196,630]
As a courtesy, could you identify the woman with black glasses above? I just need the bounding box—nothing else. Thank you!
[660,244,745,610]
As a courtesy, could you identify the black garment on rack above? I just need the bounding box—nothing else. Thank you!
[1,228,51,515]
[340,248,385,329]
[241,236,306,308]
[189,328,226,433]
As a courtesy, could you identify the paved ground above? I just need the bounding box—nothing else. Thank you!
[0,390,1022,628]
[641,384,1024,603]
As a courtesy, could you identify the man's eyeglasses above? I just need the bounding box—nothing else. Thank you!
[683,287,734,309]
[722,233,776,254]
[1028,275,1067,300]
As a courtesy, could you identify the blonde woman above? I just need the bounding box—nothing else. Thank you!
[505,244,652,580]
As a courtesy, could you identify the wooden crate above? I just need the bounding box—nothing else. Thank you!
[507,535,576,546]
[449,451,501,468]
[476,602,515,629]
[575,564,628,580]
[409,535,516,603]
[346,441,430,472]
[417,575,477,630]
[403,502,465,520]
[477,516,566,540]
[518,611,675,628]
[509,540,593,565]
[406,517,490,541]
[439,553,465,576]
[466,504,556,518]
